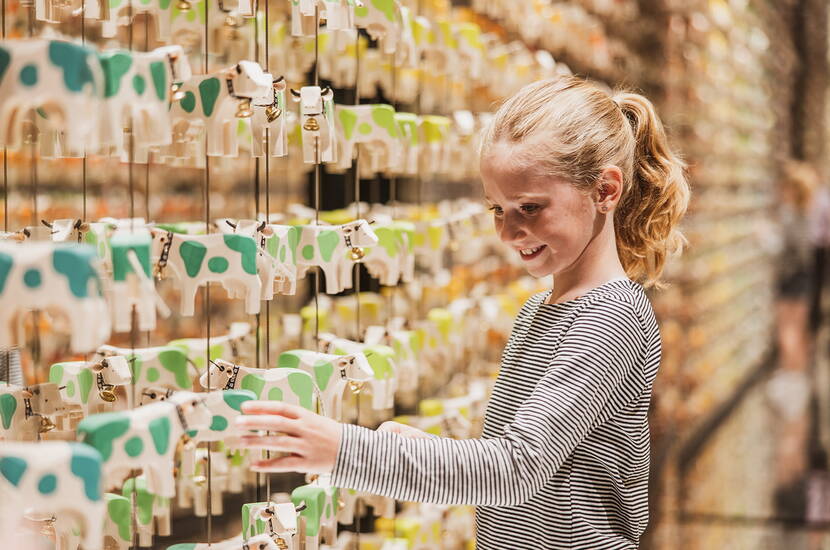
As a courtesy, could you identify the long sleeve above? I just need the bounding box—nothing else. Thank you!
[330,296,649,507]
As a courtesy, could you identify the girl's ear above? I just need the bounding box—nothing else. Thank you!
[596,166,624,208]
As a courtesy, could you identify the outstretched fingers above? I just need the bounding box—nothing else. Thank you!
[237,434,305,454]
[249,455,308,473]
[241,400,307,418]
[235,411,303,435]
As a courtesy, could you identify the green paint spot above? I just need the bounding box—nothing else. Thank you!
[146,368,160,383]
[69,442,102,501]
[129,356,142,386]
[287,226,301,264]
[339,108,358,141]
[223,234,257,275]
[371,104,399,138]
[132,74,146,96]
[267,386,283,401]
[222,389,255,411]
[77,412,130,462]
[124,436,143,457]
[266,235,278,258]
[23,269,41,288]
[240,374,265,399]
[317,230,339,262]
[49,41,96,93]
[278,352,300,370]
[371,0,396,22]
[0,457,27,486]
[148,416,171,455]
[19,64,37,86]
[208,257,229,273]
[198,77,221,117]
[168,545,198,550]
[292,486,327,537]
[288,372,314,410]
[0,47,9,87]
[210,415,228,431]
[49,364,64,385]
[186,429,197,438]
[37,473,57,494]
[158,349,192,389]
[302,245,314,260]
[0,394,15,429]
[110,234,151,282]
[375,227,399,257]
[355,5,368,17]
[180,90,196,113]
[66,381,76,397]
[122,477,154,525]
[179,241,207,278]
[53,246,100,298]
[158,0,171,9]
[78,367,93,404]
[0,252,11,294]
[313,362,334,392]
[279,246,287,262]
[99,52,132,98]
[358,122,372,135]
[150,61,166,101]
[106,494,132,542]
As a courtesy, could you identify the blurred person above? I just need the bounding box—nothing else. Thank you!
[236,76,690,550]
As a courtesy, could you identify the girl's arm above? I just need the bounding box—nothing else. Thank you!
[331,297,648,507]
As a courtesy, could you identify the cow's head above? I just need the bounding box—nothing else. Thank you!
[199,359,235,390]
[334,353,374,384]
[242,533,280,550]
[139,386,175,406]
[317,332,339,353]
[91,355,132,386]
[342,219,379,248]
[42,218,88,242]
[231,61,273,100]
[168,391,212,430]
[24,383,65,416]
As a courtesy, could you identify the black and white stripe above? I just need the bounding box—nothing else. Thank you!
[331,279,661,549]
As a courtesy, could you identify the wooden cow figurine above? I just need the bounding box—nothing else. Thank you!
[168,321,253,370]
[43,218,87,242]
[97,344,195,404]
[0,382,64,441]
[357,218,415,287]
[49,356,131,419]
[394,112,420,176]
[76,391,211,497]
[291,483,339,550]
[294,220,378,294]
[277,349,373,420]
[168,61,272,158]
[0,442,105,550]
[100,0,174,42]
[168,533,283,550]
[0,242,110,353]
[242,500,299,550]
[200,359,317,411]
[338,487,395,525]
[103,492,133,550]
[251,76,289,158]
[150,229,265,316]
[97,45,191,160]
[178,445,229,517]
[291,85,337,164]
[419,115,451,175]
[291,0,357,36]
[123,475,171,547]
[110,229,163,332]
[0,39,105,152]
[320,336,397,410]
[364,324,422,394]
[334,104,401,173]
[217,219,295,300]
[354,0,402,54]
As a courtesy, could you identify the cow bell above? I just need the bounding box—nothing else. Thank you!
[176,0,191,11]
[265,105,282,123]
[348,380,365,394]
[38,416,56,433]
[349,247,365,261]
[274,537,288,550]
[236,98,253,118]
[193,474,207,486]
[170,82,185,102]
[99,389,117,403]
[303,117,320,132]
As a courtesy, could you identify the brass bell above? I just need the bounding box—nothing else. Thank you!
[349,247,365,261]
[99,389,117,403]
[224,14,238,27]
[348,380,365,394]
[303,117,320,132]
[39,416,56,433]
[236,98,253,118]
[170,83,186,102]
[265,105,282,123]
[275,537,288,550]
[176,0,191,11]
[192,474,207,486]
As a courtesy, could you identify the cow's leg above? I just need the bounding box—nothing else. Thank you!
[243,278,261,315]
[179,282,199,317]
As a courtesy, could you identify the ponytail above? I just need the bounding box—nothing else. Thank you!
[613,93,690,288]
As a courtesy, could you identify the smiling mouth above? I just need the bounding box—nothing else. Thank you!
[519,245,546,260]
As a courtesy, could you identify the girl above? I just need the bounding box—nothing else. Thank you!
[236,76,690,549]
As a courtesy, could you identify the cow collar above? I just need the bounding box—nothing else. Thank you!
[174,402,191,434]
[156,230,174,277]
[225,363,241,390]
[343,233,354,248]
[23,396,34,419]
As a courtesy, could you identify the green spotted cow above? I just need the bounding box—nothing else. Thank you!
[49,356,132,418]
[0,382,65,441]
[318,335,397,410]
[122,474,171,547]
[102,493,133,550]
[242,500,298,549]
[0,241,110,353]
[167,61,271,158]
[394,111,420,175]
[277,349,374,420]
[0,441,105,550]
[291,483,339,550]
[354,0,403,54]
[97,45,191,162]
[419,114,451,175]
[149,229,267,316]
[199,359,318,412]
[168,321,253,371]
[356,218,416,287]
[97,344,195,407]
[334,104,401,173]
[0,39,104,152]
[76,391,211,497]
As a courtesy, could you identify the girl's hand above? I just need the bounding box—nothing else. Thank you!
[235,401,342,474]
[377,420,435,439]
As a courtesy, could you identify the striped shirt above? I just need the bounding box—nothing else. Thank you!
[331,278,661,549]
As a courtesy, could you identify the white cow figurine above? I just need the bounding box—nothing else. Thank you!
[123,474,172,547]
[251,76,289,158]
[294,220,379,294]
[291,0,357,36]
[353,0,402,54]
[242,500,299,550]
[277,349,374,420]
[0,382,64,441]
[110,228,167,332]
[168,61,272,158]
[76,391,211,497]
[49,356,132,420]
[199,359,318,412]
[319,335,397,410]
[291,86,337,164]
[334,104,401,173]
[168,321,254,370]
[0,242,111,353]
[150,228,266,316]
[0,441,106,550]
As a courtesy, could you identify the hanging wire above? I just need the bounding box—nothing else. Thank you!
[313,4,321,353]
[352,24,363,543]
[203,0,213,540]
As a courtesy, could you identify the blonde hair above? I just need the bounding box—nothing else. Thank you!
[480,76,690,288]
[781,160,818,212]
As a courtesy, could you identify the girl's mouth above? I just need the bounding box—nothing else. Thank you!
[519,245,546,261]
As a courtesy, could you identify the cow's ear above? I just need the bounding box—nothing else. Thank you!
[90,360,106,373]
[21,389,33,399]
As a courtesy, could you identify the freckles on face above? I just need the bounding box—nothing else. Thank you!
[480,144,597,278]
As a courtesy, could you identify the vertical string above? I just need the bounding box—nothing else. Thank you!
[203,0,213,541]
[352,25,362,543]
[313,4,320,354]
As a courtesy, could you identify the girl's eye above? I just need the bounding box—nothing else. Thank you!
[488,206,503,217]
[520,204,541,214]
